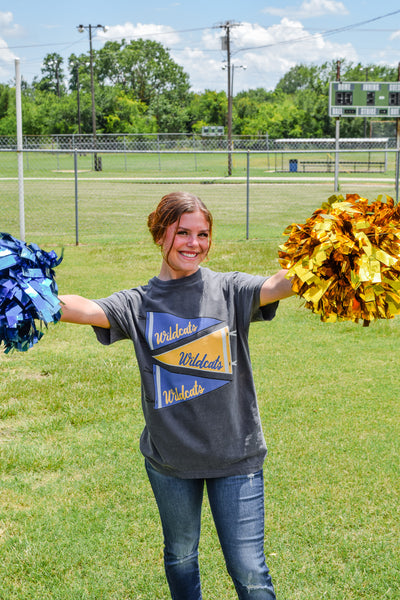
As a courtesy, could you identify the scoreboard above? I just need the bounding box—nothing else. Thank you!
[201,126,225,136]
[329,81,400,117]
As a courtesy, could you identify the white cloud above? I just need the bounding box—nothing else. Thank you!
[0,13,20,68]
[0,11,13,28]
[175,19,357,91]
[97,22,180,47]
[172,46,224,92]
[298,0,348,17]
[0,11,24,37]
[263,0,348,19]
[0,41,18,72]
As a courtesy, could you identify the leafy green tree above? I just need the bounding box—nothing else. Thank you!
[34,53,66,97]
[0,84,10,119]
[4,51,400,138]
[293,88,332,137]
[103,93,157,133]
[341,61,398,83]
[188,90,227,132]
[91,41,125,90]
[0,85,16,135]
[274,60,400,139]
[335,61,400,137]
[154,95,190,133]
[94,39,190,131]
[68,54,91,93]
[235,88,273,103]
[238,94,305,138]
[274,61,358,138]
[233,89,276,134]
[275,64,324,94]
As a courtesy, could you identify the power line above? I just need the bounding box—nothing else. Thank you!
[0,26,210,52]
[233,9,400,54]
[0,40,82,51]
[2,9,400,57]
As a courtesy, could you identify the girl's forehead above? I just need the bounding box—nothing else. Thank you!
[176,211,210,230]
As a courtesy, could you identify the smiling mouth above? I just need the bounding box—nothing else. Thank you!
[180,252,198,258]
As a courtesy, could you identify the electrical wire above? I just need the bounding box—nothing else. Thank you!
[233,9,400,54]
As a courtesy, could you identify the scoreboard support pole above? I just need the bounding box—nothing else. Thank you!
[334,62,340,193]
[396,118,400,204]
[330,73,400,203]
[396,63,400,204]
[334,118,340,193]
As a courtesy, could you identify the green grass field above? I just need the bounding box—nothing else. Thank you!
[0,148,396,180]
[1,180,400,599]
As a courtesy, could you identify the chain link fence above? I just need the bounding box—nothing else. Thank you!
[1,136,395,176]
[0,133,398,151]
[1,135,399,246]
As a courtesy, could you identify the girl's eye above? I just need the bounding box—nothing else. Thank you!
[176,230,209,238]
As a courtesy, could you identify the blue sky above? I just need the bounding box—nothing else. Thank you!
[2,0,400,92]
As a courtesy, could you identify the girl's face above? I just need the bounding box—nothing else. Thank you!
[158,210,211,280]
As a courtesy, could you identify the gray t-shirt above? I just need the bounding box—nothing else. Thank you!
[93,267,278,478]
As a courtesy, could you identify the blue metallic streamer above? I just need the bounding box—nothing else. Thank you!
[0,233,63,353]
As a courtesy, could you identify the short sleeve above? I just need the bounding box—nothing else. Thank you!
[91,295,132,345]
[258,300,279,321]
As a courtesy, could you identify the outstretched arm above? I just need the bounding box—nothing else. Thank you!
[260,269,294,306]
[59,295,110,328]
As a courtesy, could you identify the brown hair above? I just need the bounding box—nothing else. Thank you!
[147,191,213,246]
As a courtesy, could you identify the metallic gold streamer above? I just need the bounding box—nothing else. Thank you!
[278,194,400,325]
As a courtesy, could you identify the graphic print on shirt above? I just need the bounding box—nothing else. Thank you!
[153,365,229,409]
[146,311,233,409]
[146,312,221,350]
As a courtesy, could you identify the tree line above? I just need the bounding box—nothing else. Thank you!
[0,38,398,138]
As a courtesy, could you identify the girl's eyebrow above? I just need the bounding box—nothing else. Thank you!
[177,227,210,233]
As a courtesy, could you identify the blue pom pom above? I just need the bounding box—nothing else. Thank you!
[0,233,63,353]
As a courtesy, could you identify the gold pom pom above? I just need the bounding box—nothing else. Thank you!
[278,194,400,326]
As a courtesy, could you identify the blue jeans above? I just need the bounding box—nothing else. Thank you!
[145,460,276,600]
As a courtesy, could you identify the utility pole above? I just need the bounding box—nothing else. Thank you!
[75,62,82,135]
[77,24,107,171]
[55,61,61,98]
[220,21,239,176]
[88,24,97,167]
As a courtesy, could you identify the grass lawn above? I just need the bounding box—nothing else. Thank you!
[0,148,397,180]
[1,181,400,599]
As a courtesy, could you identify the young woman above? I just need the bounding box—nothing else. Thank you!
[59,191,294,600]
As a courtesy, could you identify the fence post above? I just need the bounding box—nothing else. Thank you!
[56,135,60,171]
[74,150,79,245]
[157,134,161,170]
[193,133,197,172]
[246,151,250,240]
[15,58,25,241]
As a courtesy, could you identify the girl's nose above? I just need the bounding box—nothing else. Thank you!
[186,235,197,246]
